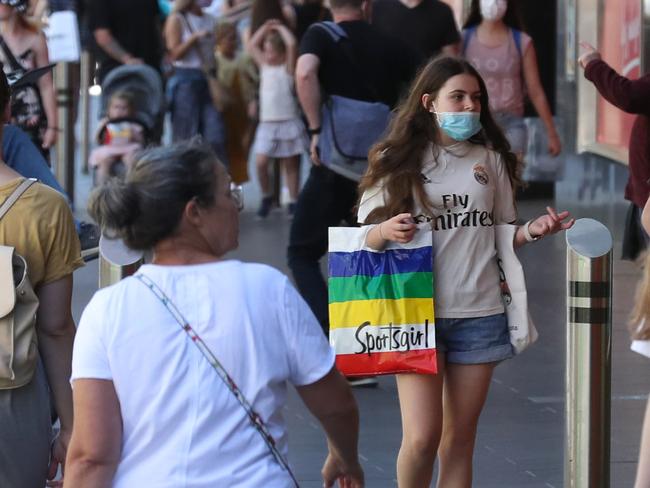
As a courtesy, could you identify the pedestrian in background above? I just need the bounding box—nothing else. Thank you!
[64,141,364,488]
[248,19,305,218]
[215,21,256,184]
[462,0,561,160]
[358,56,573,487]
[0,69,83,488]
[164,0,228,164]
[89,0,164,84]
[579,41,650,261]
[288,0,418,347]
[0,0,57,157]
[372,0,460,66]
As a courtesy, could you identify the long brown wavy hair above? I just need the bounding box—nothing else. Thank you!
[359,56,523,224]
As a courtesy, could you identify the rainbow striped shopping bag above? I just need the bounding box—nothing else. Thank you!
[328,227,437,376]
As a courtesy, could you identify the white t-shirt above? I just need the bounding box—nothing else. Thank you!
[72,260,334,488]
[358,142,517,318]
[173,12,218,70]
[259,64,300,122]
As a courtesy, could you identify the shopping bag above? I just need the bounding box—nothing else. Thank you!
[495,224,538,354]
[328,226,437,376]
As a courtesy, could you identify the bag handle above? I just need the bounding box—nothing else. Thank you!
[135,273,300,487]
[0,178,36,221]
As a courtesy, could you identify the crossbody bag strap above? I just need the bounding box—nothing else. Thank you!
[0,35,25,73]
[179,13,212,71]
[0,178,36,220]
[135,273,300,488]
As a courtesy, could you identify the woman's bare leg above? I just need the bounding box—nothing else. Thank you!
[437,362,496,488]
[396,353,446,488]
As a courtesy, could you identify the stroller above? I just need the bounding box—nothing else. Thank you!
[93,64,164,180]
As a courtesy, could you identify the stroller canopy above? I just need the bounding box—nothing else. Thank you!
[100,64,163,130]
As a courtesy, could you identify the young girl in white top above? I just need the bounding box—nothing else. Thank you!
[358,56,574,487]
[249,19,307,218]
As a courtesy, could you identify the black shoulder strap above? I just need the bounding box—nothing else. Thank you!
[0,35,24,72]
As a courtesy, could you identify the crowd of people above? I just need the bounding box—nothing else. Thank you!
[0,0,649,487]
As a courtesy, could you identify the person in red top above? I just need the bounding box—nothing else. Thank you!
[579,41,650,259]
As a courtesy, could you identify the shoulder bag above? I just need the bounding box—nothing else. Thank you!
[136,273,300,487]
[314,22,391,182]
[0,178,40,390]
[495,224,538,354]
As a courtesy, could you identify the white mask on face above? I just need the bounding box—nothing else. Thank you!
[480,0,507,21]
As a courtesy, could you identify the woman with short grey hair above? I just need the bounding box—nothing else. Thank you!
[64,142,364,488]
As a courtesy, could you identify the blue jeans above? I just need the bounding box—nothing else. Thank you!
[167,68,228,165]
[287,165,359,334]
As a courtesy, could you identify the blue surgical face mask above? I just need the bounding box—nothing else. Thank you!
[432,111,482,141]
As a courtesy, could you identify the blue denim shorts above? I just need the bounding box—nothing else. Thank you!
[435,313,513,364]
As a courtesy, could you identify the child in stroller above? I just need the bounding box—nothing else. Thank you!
[89,91,146,184]
[89,64,164,184]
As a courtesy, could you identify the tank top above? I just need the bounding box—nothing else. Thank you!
[464,28,531,116]
[172,12,217,71]
[259,64,299,122]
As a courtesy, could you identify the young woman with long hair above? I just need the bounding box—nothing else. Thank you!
[358,56,574,487]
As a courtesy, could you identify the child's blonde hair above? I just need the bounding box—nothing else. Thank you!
[631,252,650,340]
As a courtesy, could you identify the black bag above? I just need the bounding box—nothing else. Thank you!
[622,202,648,261]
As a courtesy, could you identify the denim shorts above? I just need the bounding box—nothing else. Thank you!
[435,313,513,364]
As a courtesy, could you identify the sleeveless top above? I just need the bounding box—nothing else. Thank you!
[172,12,217,71]
[259,64,299,122]
[463,28,531,116]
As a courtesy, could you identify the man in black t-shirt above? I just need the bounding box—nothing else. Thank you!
[287,0,418,341]
[372,0,460,65]
[88,0,163,84]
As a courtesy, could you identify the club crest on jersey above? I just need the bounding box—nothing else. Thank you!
[473,164,489,185]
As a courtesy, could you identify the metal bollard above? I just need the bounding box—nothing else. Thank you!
[79,50,92,174]
[565,218,613,488]
[55,62,76,202]
[98,235,144,288]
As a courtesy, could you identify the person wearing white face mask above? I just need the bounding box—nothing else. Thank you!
[461,0,561,161]
[358,56,574,488]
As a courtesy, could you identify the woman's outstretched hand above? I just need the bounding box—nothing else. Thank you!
[515,207,574,248]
